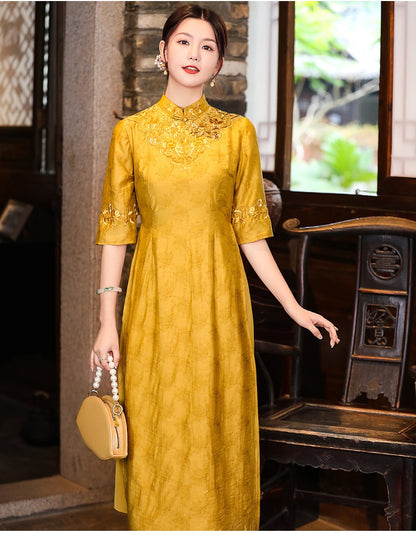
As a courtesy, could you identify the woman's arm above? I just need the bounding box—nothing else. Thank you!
[90,244,127,370]
[240,239,339,347]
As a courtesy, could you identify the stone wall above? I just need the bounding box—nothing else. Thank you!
[122,1,249,116]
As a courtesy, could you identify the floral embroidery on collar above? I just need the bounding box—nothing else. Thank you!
[129,95,238,166]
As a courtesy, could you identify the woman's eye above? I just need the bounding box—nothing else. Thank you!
[202,45,214,51]
[178,40,189,45]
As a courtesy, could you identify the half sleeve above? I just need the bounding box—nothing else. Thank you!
[96,120,138,245]
[231,118,274,245]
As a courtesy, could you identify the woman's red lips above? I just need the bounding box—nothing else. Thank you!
[183,66,200,74]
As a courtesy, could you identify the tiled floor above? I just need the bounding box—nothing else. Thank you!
[0,501,347,531]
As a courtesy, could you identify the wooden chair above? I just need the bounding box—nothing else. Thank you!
[258,216,416,530]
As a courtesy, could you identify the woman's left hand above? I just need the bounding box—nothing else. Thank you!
[288,305,340,348]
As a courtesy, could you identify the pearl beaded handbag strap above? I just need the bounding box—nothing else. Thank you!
[91,354,123,417]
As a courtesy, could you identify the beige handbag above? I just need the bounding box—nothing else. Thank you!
[76,357,127,460]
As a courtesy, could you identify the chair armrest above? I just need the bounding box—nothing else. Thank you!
[283,216,416,237]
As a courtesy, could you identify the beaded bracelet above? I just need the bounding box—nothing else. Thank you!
[96,286,122,295]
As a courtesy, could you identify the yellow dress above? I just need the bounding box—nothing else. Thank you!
[96,94,273,530]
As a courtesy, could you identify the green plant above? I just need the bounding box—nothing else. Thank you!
[291,130,378,194]
[320,135,376,188]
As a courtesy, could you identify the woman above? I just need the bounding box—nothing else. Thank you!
[91,4,339,530]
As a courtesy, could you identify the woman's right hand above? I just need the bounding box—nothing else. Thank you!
[90,322,120,372]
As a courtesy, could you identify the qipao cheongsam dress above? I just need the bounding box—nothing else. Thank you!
[96,94,273,530]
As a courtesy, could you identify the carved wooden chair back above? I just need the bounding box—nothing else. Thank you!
[284,216,416,409]
[343,232,413,408]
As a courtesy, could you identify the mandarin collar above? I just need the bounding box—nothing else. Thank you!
[158,94,210,121]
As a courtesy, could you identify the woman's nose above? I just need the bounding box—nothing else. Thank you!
[188,45,200,61]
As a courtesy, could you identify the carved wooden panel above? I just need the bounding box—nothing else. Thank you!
[360,235,408,291]
[354,293,405,360]
[347,360,400,405]
[365,304,397,348]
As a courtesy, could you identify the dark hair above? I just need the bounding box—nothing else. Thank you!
[162,4,228,61]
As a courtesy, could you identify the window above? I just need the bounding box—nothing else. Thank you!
[291,1,381,195]
[390,1,416,179]
[0,2,58,175]
[246,1,279,172]
[0,1,36,126]
[254,1,414,207]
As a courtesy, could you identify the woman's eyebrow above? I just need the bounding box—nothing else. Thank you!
[175,32,216,43]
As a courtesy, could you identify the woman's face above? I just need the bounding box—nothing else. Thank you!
[160,18,222,90]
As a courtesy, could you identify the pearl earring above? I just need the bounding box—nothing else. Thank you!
[209,76,216,88]
[155,54,168,75]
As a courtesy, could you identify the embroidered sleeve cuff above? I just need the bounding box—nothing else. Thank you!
[231,199,273,245]
[96,203,139,245]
